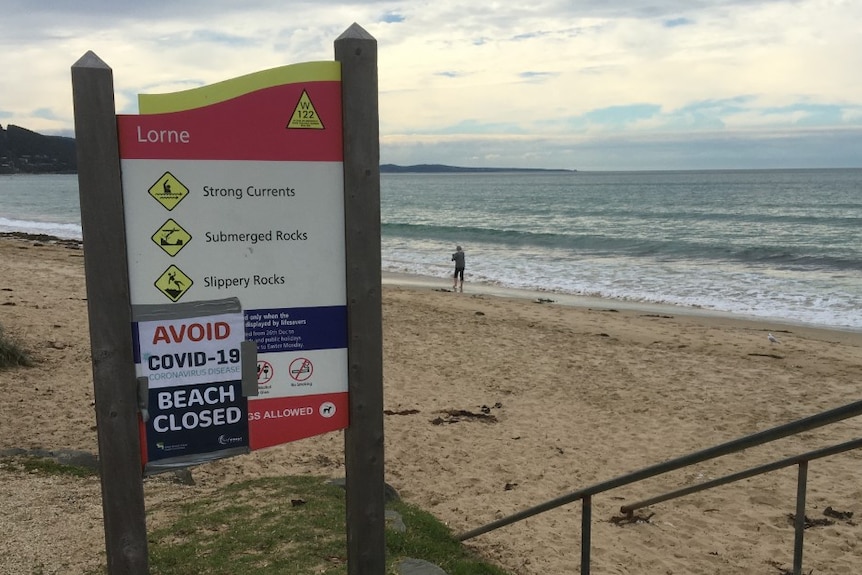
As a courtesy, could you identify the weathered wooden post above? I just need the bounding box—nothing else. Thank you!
[71,51,149,574]
[336,23,386,575]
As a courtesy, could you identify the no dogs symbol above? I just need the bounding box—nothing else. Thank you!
[319,402,336,418]
[289,357,313,382]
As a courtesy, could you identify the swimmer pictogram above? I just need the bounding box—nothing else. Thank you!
[148,172,189,211]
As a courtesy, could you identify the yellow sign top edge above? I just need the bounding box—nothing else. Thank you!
[138,61,340,114]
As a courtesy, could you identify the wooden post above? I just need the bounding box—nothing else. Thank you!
[71,51,149,575]
[335,24,385,575]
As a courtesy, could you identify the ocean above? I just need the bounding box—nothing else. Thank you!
[2,169,861,331]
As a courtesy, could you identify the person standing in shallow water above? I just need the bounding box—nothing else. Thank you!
[451,245,465,292]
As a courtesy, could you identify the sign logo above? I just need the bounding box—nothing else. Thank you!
[149,171,190,211]
[287,90,324,129]
[218,434,245,446]
[151,218,192,256]
[154,265,194,302]
[288,357,313,381]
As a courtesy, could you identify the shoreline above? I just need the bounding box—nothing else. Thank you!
[0,232,857,336]
[383,271,862,338]
[0,231,83,248]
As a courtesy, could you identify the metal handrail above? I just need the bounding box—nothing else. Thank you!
[620,436,862,515]
[616,436,862,575]
[456,398,862,541]
[455,398,862,575]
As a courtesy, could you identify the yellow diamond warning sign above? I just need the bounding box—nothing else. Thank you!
[151,219,192,257]
[148,171,189,211]
[287,90,324,129]
[154,265,193,302]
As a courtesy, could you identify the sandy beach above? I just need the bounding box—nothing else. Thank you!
[2,234,862,575]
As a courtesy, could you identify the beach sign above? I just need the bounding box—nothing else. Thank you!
[74,26,383,573]
[116,62,349,470]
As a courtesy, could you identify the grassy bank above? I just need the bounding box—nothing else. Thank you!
[1,456,510,575]
[148,474,508,575]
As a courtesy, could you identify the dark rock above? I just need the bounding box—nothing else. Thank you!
[171,468,195,485]
[385,509,406,533]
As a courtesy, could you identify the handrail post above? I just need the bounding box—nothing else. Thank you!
[793,461,808,575]
[581,495,592,575]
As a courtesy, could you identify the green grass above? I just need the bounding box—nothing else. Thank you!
[0,323,33,368]
[147,475,510,575]
[5,455,511,575]
[149,476,349,575]
[0,455,98,478]
[386,500,511,575]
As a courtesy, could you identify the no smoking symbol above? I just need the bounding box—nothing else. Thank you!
[289,357,313,381]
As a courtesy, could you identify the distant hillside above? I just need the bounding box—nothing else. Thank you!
[0,124,77,174]
[380,163,575,173]
[0,125,574,175]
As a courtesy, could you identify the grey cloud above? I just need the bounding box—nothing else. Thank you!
[518,71,557,82]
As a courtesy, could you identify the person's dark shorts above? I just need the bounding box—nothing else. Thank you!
[454,267,464,280]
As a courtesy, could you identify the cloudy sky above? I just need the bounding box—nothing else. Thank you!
[1,0,861,170]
